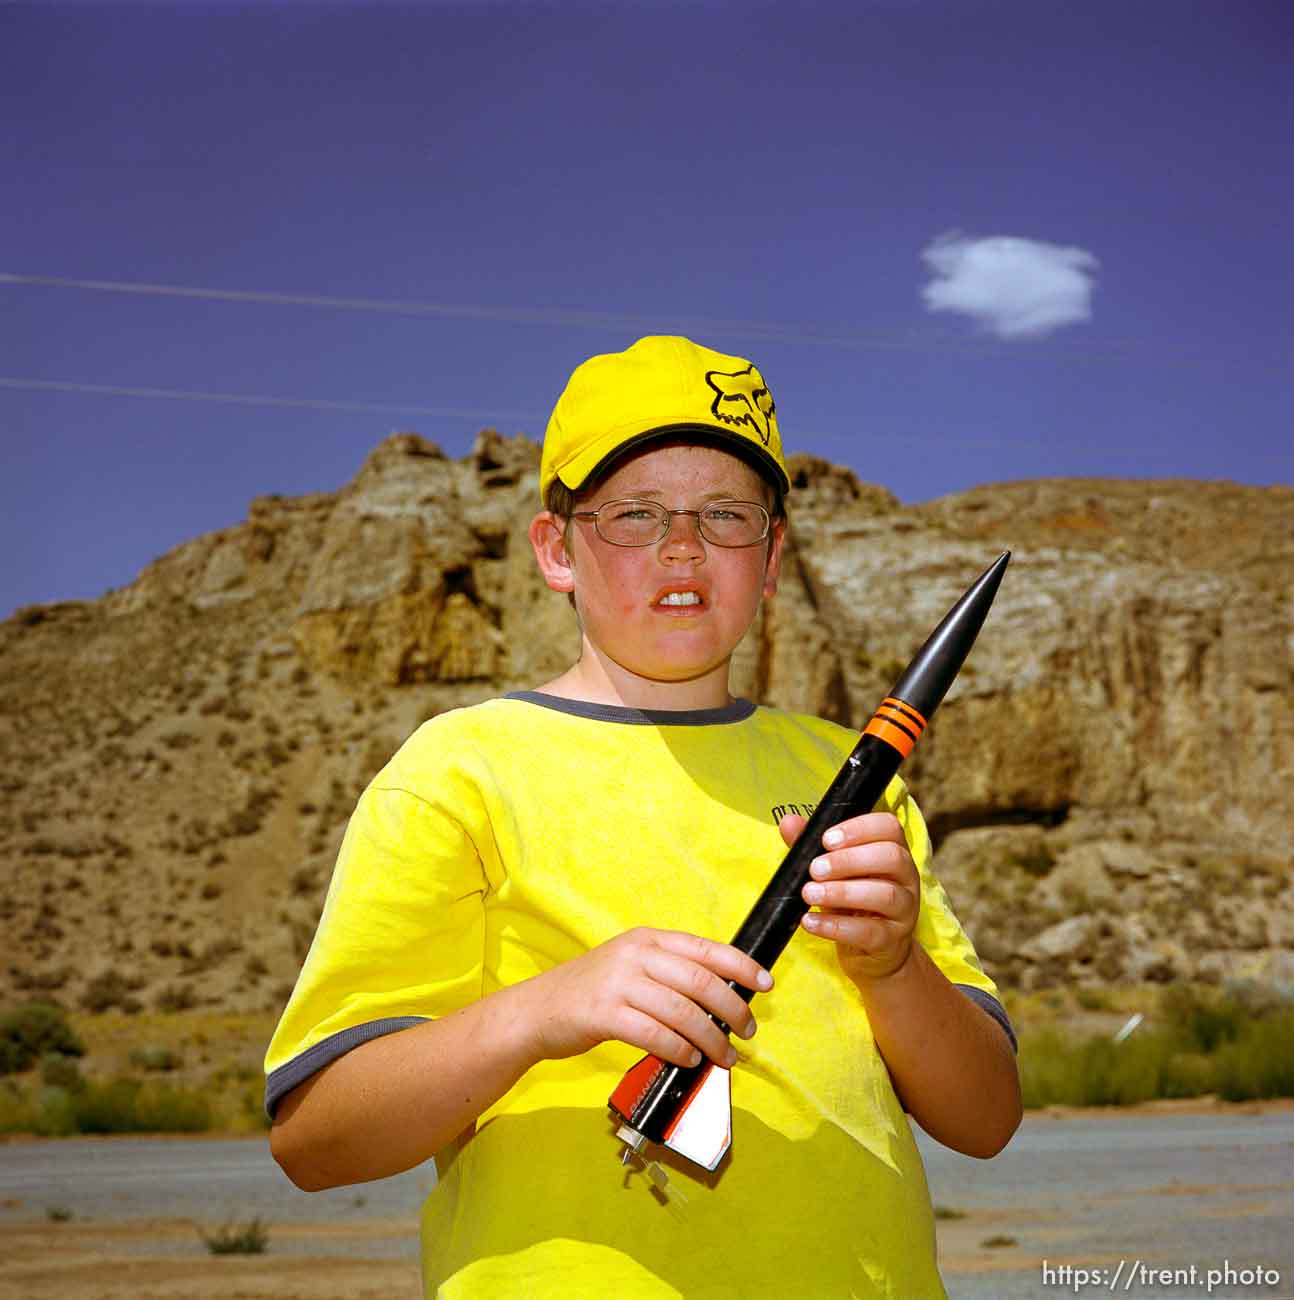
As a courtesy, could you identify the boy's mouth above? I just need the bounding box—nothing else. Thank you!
[652,584,707,611]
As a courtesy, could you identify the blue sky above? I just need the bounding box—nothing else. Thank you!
[4,1,1290,619]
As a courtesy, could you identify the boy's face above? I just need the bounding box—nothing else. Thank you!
[540,441,785,698]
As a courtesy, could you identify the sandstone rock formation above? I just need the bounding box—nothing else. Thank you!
[1,432,1289,1015]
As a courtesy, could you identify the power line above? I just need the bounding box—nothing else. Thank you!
[2,270,1174,358]
[0,377,540,422]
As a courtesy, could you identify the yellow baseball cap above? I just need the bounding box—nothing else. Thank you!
[540,336,791,502]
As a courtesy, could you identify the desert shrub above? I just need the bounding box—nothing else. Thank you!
[290,866,319,896]
[80,970,144,1014]
[72,1078,212,1134]
[40,1052,85,1090]
[1211,1010,1294,1101]
[1074,987,1113,1012]
[0,1002,85,1073]
[1160,985,1246,1052]
[129,1045,183,1072]
[181,937,242,975]
[1022,1027,1171,1108]
[29,1085,78,1135]
[133,1083,212,1132]
[1160,1050,1214,1098]
[1021,989,1294,1108]
[1076,1036,1163,1107]
[0,1080,33,1131]
[201,1217,269,1255]
[154,983,199,1012]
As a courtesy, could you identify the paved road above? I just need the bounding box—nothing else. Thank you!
[0,1133,432,1224]
[918,1109,1294,1299]
[2,1110,1291,1294]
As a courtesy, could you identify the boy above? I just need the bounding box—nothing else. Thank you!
[267,336,1021,1297]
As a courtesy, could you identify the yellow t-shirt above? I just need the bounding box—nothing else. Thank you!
[266,693,1011,1299]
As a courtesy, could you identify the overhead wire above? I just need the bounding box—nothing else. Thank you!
[0,377,539,422]
[1,270,1194,358]
[4,271,1280,462]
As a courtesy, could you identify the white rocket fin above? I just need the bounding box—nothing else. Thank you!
[661,1063,731,1172]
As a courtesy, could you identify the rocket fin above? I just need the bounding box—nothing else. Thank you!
[609,1053,666,1123]
[661,1063,731,1172]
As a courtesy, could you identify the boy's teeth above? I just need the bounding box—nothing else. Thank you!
[659,592,701,606]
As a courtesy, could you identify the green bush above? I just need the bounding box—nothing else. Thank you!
[32,1085,78,1136]
[128,1045,183,1072]
[1021,989,1294,1109]
[1160,985,1246,1053]
[40,1052,85,1090]
[0,1077,214,1136]
[0,1040,28,1074]
[80,971,144,1014]
[1213,1011,1294,1102]
[200,1217,269,1255]
[74,1079,144,1133]
[0,1002,85,1074]
[74,1079,212,1134]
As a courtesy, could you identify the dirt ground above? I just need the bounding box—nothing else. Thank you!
[0,1211,1046,1300]
[0,1217,422,1300]
[3,1099,1291,1300]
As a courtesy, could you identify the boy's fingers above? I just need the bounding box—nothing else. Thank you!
[777,812,809,848]
[819,811,904,850]
[644,949,760,1041]
[633,984,741,1067]
[655,930,773,996]
[809,839,913,881]
[802,876,909,919]
[802,909,900,955]
[617,1006,709,1069]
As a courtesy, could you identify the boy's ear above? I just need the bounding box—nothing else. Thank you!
[761,517,787,598]
[529,512,575,593]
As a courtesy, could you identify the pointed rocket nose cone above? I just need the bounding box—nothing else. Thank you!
[888,552,1011,720]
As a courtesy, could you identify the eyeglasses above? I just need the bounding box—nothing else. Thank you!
[569,498,772,548]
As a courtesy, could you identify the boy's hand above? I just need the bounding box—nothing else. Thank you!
[522,928,773,1072]
[779,811,920,987]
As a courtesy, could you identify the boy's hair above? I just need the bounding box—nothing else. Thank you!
[544,455,787,529]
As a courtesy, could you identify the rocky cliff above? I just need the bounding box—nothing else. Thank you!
[1,432,1290,1015]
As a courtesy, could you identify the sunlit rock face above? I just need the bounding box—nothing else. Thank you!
[1,433,1289,1010]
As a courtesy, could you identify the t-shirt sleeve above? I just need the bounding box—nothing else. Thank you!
[263,757,489,1117]
[886,776,1017,1052]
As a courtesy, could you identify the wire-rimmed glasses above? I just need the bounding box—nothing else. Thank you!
[569,498,772,548]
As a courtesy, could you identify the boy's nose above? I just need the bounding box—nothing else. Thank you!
[659,511,706,557]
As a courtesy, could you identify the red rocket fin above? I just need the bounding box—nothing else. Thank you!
[661,1063,731,1172]
[609,1054,667,1122]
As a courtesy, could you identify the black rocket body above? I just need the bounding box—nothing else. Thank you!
[609,552,1011,1174]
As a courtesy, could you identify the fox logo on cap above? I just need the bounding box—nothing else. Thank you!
[706,366,776,446]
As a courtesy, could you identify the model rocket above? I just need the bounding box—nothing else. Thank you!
[609,551,1011,1176]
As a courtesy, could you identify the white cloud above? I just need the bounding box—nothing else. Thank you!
[921,233,1098,339]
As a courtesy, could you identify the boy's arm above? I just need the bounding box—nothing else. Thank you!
[780,810,1022,1159]
[271,927,772,1190]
